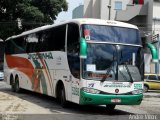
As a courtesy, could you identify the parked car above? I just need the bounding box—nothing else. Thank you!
[144,74,160,92]
[0,71,4,80]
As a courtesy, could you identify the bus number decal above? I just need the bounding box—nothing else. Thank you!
[72,87,79,96]
[134,84,142,89]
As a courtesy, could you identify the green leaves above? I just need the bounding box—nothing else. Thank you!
[0,0,68,40]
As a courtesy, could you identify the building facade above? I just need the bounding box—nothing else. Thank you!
[82,0,160,41]
[72,5,84,19]
[83,0,153,36]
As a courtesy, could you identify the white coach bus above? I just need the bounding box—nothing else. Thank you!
[4,19,144,110]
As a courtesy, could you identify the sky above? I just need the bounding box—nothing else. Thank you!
[55,0,83,23]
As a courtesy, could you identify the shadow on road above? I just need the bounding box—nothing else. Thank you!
[0,81,134,116]
[64,103,134,115]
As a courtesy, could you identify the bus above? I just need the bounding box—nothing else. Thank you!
[4,19,144,110]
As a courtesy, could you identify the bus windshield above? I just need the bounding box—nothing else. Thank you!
[82,44,143,82]
[81,24,143,82]
[82,24,141,45]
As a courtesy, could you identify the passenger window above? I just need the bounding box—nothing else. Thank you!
[47,25,66,51]
[35,31,49,52]
[26,33,38,53]
[14,37,26,54]
[6,37,26,54]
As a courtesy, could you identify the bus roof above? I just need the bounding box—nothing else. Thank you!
[71,18,138,29]
[6,18,138,41]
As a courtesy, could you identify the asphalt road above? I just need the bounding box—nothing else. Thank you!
[0,81,159,120]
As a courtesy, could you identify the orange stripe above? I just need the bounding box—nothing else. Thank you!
[6,55,34,81]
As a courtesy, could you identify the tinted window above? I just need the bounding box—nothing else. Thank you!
[38,31,49,52]
[27,31,49,52]
[5,40,12,54]
[5,37,26,54]
[67,23,80,78]
[6,25,66,54]
[148,75,158,80]
[27,25,66,52]
[82,44,143,81]
[26,33,38,53]
[46,25,66,51]
[82,25,141,45]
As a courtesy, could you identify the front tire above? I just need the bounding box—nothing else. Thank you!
[60,86,68,108]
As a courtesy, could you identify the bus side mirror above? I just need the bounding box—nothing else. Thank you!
[80,37,87,59]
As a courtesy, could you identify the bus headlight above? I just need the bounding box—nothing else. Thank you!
[132,89,143,94]
[82,88,100,94]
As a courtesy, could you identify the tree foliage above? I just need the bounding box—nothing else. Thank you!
[0,0,68,40]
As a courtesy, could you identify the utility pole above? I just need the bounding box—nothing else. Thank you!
[108,0,111,20]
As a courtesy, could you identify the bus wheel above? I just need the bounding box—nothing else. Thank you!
[10,76,15,92]
[15,76,21,93]
[106,105,116,112]
[60,86,68,108]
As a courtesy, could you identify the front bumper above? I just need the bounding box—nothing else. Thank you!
[80,90,143,105]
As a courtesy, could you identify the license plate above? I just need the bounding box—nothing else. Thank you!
[111,98,121,103]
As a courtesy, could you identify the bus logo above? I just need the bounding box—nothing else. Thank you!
[28,52,53,60]
[88,83,95,88]
[115,89,119,93]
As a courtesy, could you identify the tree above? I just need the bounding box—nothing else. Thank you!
[0,0,68,40]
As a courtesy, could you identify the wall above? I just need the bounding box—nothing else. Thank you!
[83,0,93,18]
[153,1,160,35]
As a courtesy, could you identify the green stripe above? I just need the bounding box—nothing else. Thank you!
[32,57,47,94]
[44,60,52,80]
[80,90,143,105]
[44,59,53,94]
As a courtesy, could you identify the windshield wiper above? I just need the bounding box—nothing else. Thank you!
[118,68,128,80]
[101,67,113,82]
[124,64,134,83]
[118,49,134,83]
[101,46,118,82]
